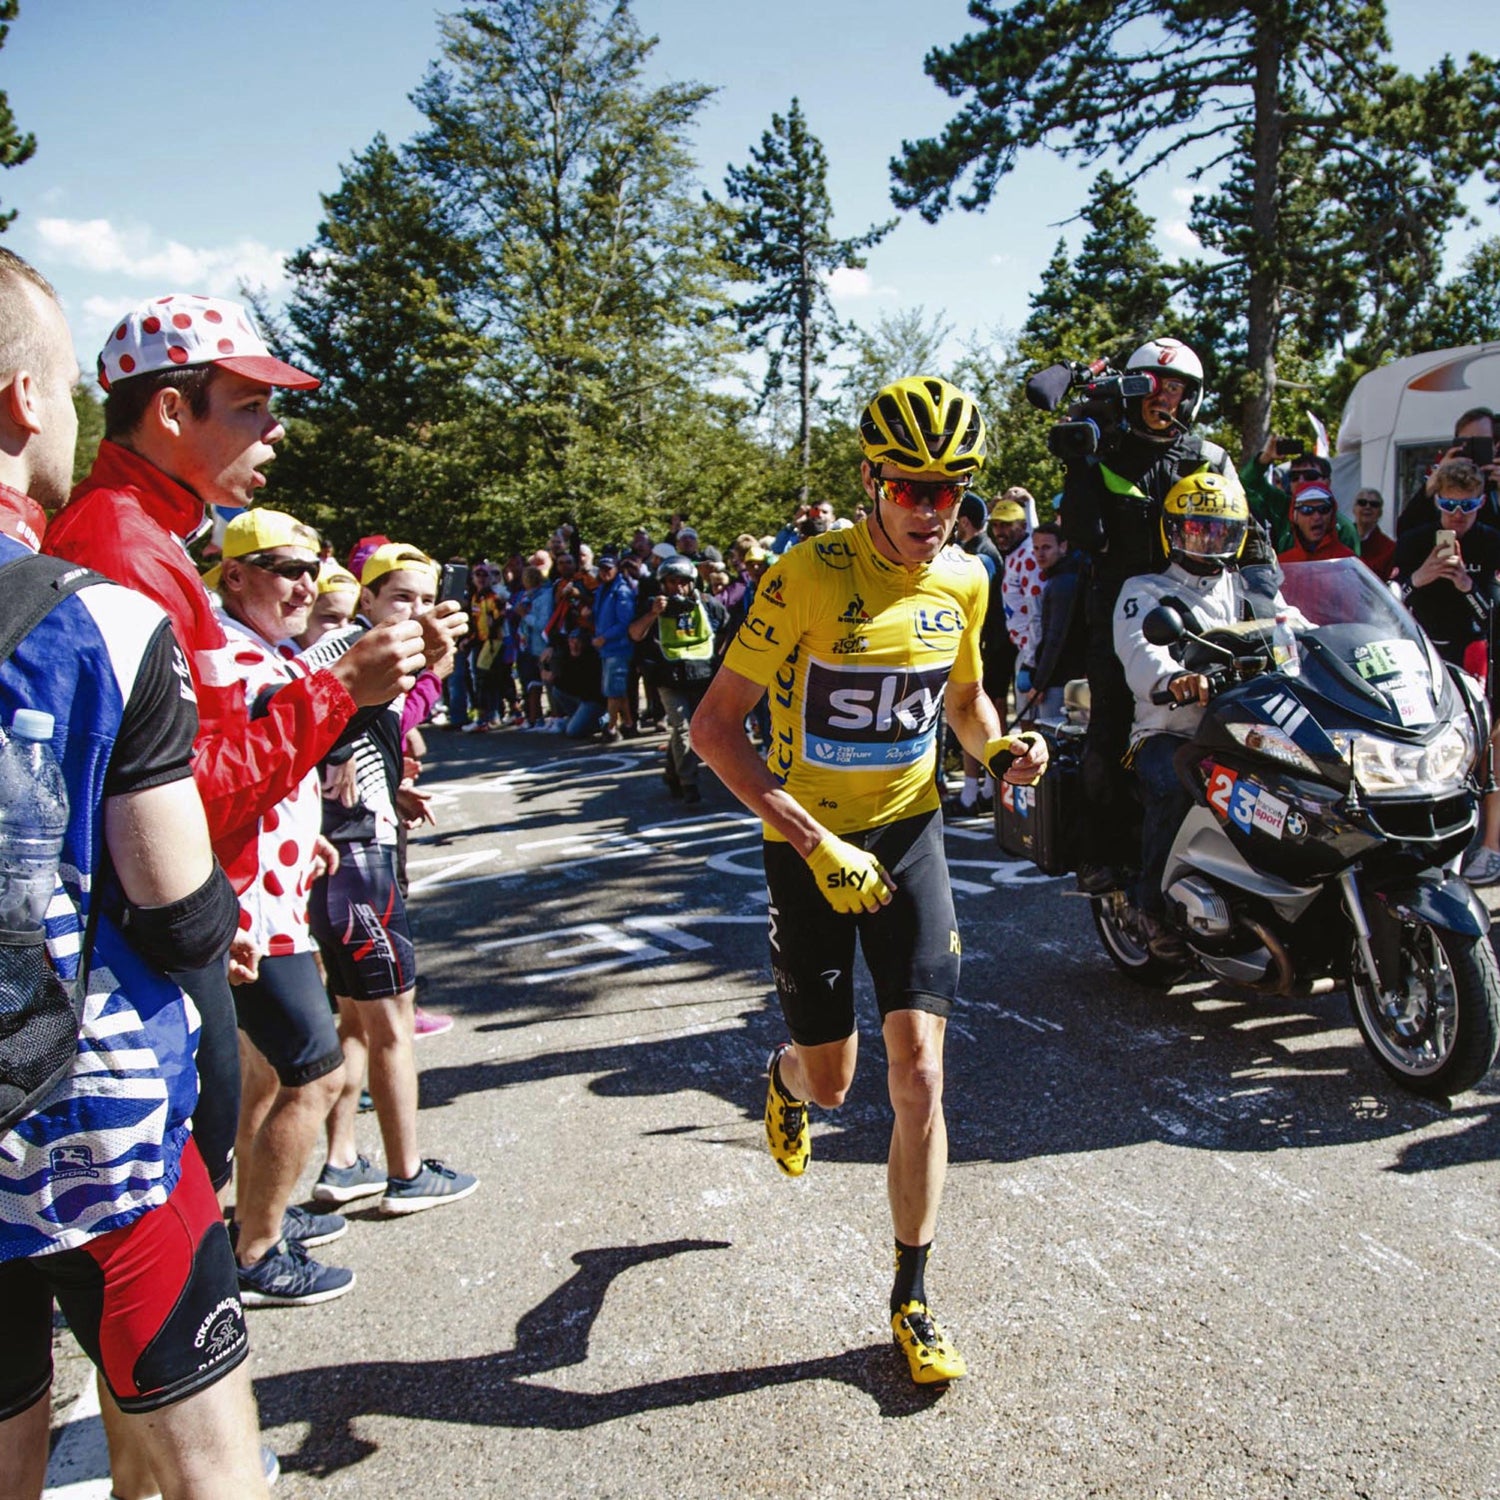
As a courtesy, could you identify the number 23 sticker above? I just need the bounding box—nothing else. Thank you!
[1206,765,1238,818]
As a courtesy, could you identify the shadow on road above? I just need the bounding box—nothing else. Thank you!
[255,1238,942,1477]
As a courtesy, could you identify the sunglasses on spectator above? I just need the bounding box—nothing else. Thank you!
[1294,503,1333,516]
[1435,495,1485,514]
[1288,468,1324,483]
[1353,498,1382,509]
[876,475,970,511]
[242,554,321,582]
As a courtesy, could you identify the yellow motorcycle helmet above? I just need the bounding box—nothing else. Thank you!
[858,377,987,476]
[1160,469,1249,572]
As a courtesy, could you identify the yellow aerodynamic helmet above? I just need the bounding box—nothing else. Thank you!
[858,377,987,476]
[1160,469,1249,572]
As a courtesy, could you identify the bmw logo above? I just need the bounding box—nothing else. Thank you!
[1284,809,1308,840]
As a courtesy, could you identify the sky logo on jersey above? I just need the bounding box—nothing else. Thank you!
[912,604,965,651]
[803,659,949,769]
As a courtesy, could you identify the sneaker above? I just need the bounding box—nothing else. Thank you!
[280,1203,348,1248]
[313,1154,386,1204]
[601,728,621,744]
[764,1043,810,1178]
[892,1300,967,1384]
[621,724,640,739]
[413,1005,454,1039]
[380,1159,479,1216]
[1075,861,1121,896]
[237,1239,355,1308]
[357,1088,375,1114]
[1463,846,1500,887]
[460,721,484,734]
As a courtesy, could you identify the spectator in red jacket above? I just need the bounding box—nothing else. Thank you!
[1352,488,1397,581]
[1277,481,1355,565]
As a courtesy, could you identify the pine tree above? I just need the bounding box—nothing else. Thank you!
[0,1,36,233]
[720,98,894,502]
[890,1,1500,456]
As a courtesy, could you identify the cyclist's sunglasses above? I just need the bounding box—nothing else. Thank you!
[1435,495,1485,514]
[242,554,321,582]
[876,475,970,511]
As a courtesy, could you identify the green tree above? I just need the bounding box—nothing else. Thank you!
[270,136,493,558]
[410,0,737,536]
[1408,235,1500,352]
[70,385,103,487]
[0,0,36,232]
[890,1,1500,457]
[720,98,894,503]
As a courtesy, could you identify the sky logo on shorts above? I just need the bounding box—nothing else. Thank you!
[802,659,949,769]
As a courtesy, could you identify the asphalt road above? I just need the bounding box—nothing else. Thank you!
[47,725,1500,1498]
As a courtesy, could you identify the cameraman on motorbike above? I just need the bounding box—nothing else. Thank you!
[1057,336,1250,893]
[1114,472,1278,963]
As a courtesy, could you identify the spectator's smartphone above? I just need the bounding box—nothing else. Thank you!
[1461,435,1496,469]
[1433,530,1459,562]
[1272,436,1304,458]
[438,562,469,607]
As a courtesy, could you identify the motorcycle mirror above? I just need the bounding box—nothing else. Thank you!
[1142,604,1186,647]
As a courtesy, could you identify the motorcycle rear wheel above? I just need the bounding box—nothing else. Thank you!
[1091,891,1188,990]
[1347,922,1500,1098]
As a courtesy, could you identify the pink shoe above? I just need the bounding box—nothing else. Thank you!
[413,1006,454,1039]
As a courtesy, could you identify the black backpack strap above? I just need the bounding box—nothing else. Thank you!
[0,553,102,670]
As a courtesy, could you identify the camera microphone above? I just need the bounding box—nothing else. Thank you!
[1025,363,1077,412]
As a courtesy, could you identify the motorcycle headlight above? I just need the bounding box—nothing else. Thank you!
[1224,722,1320,774]
[1341,721,1476,795]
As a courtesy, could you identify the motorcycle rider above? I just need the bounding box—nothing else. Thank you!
[1113,472,1272,962]
[1060,336,1248,893]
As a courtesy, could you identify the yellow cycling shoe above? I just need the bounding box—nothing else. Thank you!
[764,1043,810,1177]
[892,1301,967,1385]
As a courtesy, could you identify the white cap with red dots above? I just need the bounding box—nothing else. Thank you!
[97,293,319,393]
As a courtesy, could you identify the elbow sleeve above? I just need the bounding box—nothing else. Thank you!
[114,862,240,973]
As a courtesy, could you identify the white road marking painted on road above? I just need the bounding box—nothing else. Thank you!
[42,1373,111,1498]
[479,914,765,984]
[405,849,498,893]
[1354,1232,1426,1277]
[947,857,1063,886]
[1454,1230,1500,1263]
[625,914,765,949]
[967,999,1064,1033]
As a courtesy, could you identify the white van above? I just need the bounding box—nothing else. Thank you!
[1333,342,1500,517]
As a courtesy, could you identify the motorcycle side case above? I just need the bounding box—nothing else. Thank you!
[995,726,1079,876]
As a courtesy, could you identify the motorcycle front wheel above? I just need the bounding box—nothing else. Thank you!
[1091,890,1188,990]
[1347,922,1500,1098]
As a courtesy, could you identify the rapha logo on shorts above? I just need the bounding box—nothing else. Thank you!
[194,1297,247,1369]
[48,1144,101,1180]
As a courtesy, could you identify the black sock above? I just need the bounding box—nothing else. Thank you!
[891,1239,931,1314]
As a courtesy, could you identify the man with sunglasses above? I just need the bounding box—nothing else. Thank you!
[1276,480,1355,564]
[1351,488,1397,581]
[1393,457,1500,670]
[1058,336,1246,894]
[1396,407,1500,536]
[1240,446,1361,555]
[695,376,1046,1387]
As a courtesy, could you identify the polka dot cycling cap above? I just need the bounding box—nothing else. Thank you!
[98,293,319,393]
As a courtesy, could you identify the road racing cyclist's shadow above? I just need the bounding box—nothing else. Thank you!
[254,1238,942,1477]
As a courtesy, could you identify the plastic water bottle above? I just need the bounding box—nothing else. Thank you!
[0,710,69,931]
[1271,613,1302,678]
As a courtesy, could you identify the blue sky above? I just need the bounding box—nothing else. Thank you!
[4,0,1496,375]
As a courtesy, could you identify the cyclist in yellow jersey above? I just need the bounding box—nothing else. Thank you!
[695,377,1047,1385]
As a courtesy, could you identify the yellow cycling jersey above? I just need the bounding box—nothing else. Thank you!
[723,519,987,838]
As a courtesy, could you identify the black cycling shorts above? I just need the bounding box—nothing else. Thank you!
[761,808,960,1048]
[232,950,344,1087]
[0,1139,248,1419]
[309,841,417,1002]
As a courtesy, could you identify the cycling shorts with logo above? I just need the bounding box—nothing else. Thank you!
[309,840,417,1002]
[0,1138,248,1419]
[762,809,959,1047]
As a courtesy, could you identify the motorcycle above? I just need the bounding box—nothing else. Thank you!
[1077,557,1499,1098]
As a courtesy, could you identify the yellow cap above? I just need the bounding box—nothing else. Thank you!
[316,561,359,595]
[990,500,1025,523]
[359,542,438,590]
[202,508,320,589]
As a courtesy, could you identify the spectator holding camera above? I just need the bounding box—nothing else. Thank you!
[1397,408,1500,535]
[1241,444,1360,555]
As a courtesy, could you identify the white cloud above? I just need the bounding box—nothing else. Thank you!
[1162,220,1202,250]
[80,295,125,327]
[823,266,897,301]
[1171,186,1197,207]
[989,253,1008,266]
[34,217,289,295]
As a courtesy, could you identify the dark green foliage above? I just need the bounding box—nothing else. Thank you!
[719,99,894,500]
[891,0,1500,457]
[0,0,36,233]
